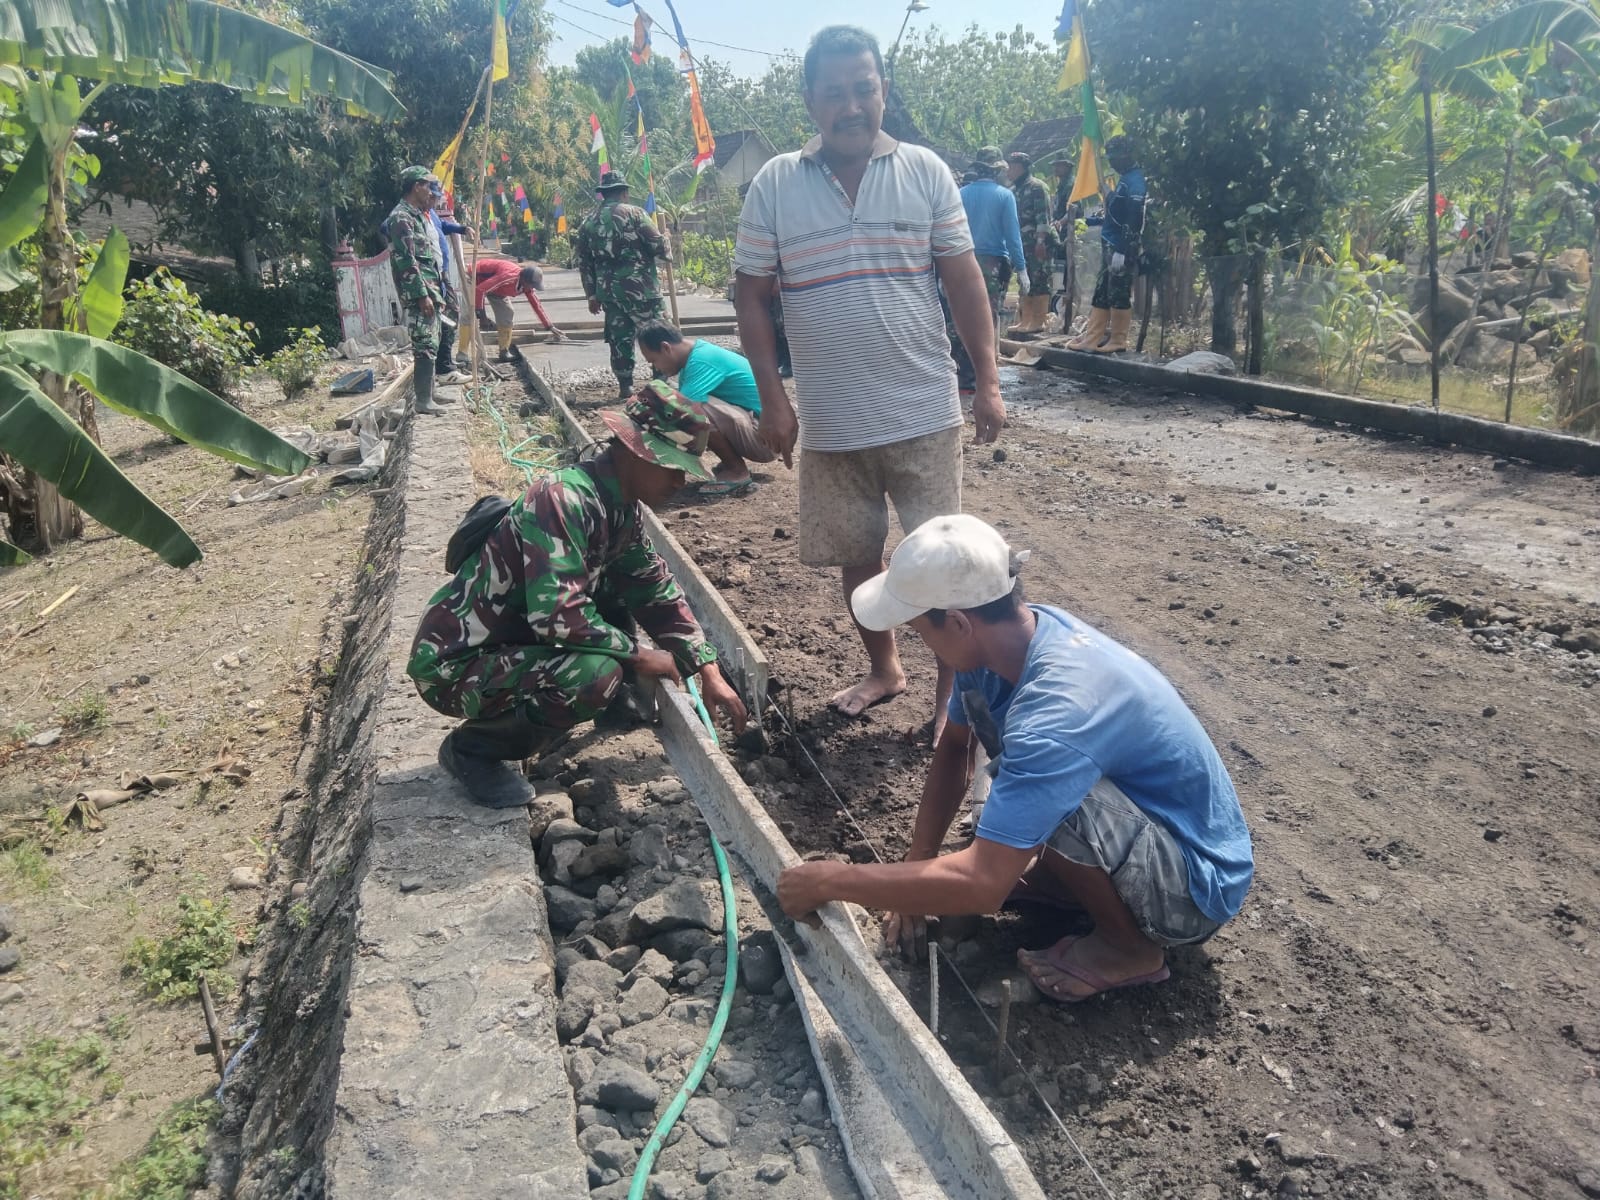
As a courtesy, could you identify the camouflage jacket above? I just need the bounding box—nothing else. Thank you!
[575,199,665,305]
[1012,174,1058,251]
[407,452,716,691]
[386,198,443,306]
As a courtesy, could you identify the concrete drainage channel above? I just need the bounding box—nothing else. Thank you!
[515,352,1046,1200]
[214,362,1042,1200]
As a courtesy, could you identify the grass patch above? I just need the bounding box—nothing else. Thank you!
[1381,596,1437,619]
[125,895,237,1003]
[0,841,53,893]
[104,1098,218,1200]
[59,692,109,732]
[0,1035,112,1197]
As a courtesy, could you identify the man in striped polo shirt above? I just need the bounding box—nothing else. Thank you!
[734,25,1005,735]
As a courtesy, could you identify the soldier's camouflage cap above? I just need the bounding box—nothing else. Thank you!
[400,165,440,191]
[600,380,714,481]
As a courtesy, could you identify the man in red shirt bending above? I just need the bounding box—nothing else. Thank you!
[474,257,566,360]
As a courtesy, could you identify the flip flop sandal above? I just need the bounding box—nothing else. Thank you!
[1033,956,1170,1004]
[694,479,758,498]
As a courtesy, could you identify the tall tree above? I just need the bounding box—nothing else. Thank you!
[572,36,683,130]
[1091,0,1395,353]
[892,25,1064,158]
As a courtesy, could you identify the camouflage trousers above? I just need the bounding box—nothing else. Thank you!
[404,300,441,357]
[417,642,625,729]
[1023,246,1053,296]
[601,296,664,389]
[1090,242,1135,311]
[946,254,1011,394]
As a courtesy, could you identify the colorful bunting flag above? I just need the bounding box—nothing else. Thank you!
[589,113,611,176]
[491,0,510,81]
[554,193,566,235]
[631,5,653,64]
[1055,0,1102,203]
[513,183,528,210]
[659,0,715,171]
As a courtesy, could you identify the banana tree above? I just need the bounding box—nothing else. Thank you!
[0,0,403,562]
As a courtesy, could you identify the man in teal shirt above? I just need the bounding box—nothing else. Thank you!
[638,319,774,493]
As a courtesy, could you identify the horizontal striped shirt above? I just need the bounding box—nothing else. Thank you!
[735,132,974,452]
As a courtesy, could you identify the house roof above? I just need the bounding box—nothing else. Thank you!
[713,130,774,169]
[1004,117,1084,165]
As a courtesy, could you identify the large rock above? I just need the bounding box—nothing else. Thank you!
[684,1097,735,1147]
[1462,332,1516,371]
[1549,247,1591,295]
[571,842,629,881]
[564,959,623,1001]
[0,905,14,944]
[737,931,783,996]
[628,880,721,941]
[578,1059,661,1112]
[618,977,670,1026]
[1418,275,1475,329]
[546,886,598,934]
[1167,350,1237,376]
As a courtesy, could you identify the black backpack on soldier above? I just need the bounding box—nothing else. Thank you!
[444,495,512,573]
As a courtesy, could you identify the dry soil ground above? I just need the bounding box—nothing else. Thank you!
[0,366,377,1197]
[564,366,1600,1200]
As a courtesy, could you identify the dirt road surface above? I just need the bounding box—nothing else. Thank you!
[570,365,1600,1200]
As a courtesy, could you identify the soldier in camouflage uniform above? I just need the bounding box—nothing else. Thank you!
[1006,152,1059,335]
[576,172,667,398]
[408,381,749,807]
[386,166,448,415]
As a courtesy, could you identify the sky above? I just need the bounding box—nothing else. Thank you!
[544,0,1062,80]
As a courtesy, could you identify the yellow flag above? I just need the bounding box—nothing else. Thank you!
[1069,135,1102,204]
[433,127,465,195]
[492,0,509,81]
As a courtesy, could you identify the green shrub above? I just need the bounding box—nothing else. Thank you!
[678,232,734,293]
[0,1035,111,1193]
[125,894,237,1003]
[105,1098,218,1200]
[118,269,256,398]
[261,327,330,403]
[199,261,341,357]
[545,233,575,269]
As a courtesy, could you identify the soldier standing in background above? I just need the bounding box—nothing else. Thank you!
[575,171,667,399]
[1006,151,1057,336]
[1068,134,1147,355]
[386,166,447,416]
[408,382,748,808]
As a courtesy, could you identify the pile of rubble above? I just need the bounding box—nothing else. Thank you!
[537,765,860,1200]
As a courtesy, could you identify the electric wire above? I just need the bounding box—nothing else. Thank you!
[764,697,1117,1200]
[554,0,801,61]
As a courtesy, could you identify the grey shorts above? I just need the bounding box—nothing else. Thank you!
[706,400,776,466]
[797,425,963,568]
[1047,778,1222,947]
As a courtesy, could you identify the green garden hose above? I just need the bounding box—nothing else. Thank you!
[628,678,739,1200]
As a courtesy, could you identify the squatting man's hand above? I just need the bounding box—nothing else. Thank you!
[631,651,748,734]
[881,911,929,961]
[777,859,837,928]
[588,297,603,315]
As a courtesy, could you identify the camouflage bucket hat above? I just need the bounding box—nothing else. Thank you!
[972,144,1004,172]
[400,164,440,191]
[600,380,714,482]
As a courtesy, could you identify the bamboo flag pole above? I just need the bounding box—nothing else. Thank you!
[466,76,496,393]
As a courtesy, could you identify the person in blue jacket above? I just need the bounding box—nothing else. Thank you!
[427,181,476,382]
[946,148,1026,396]
[1067,135,1146,355]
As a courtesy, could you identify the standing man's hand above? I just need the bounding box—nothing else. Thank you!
[972,381,1005,445]
[420,296,436,319]
[695,663,749,735]
[758,395,799,469]
[588,297,602,316]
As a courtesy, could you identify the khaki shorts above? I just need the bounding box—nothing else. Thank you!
[798,425,962,567]
[1047,778,1222,947]
[706,400,776,466]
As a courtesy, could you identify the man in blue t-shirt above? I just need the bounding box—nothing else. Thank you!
[637,319,774,493]
[777,514,1253,1003]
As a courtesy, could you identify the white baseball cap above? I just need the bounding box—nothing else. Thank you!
[850,514,1021,632]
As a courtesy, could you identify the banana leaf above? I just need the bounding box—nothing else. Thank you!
[0,364,201,567]
[0,537,32,566]
[74,227,128,338]
[0,132,49,254]
[0,0,403,121]
[0,330,311,476]
[1431,1,1599,78]
[0,248,30,292]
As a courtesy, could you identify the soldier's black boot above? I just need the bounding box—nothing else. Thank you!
[437,712,559,809]
[413,356,443,415]
[615,373,633,400]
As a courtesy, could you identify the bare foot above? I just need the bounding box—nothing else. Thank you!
[829,669,907,717]
[713,462,752,484]
[1017,932,1168,1003]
